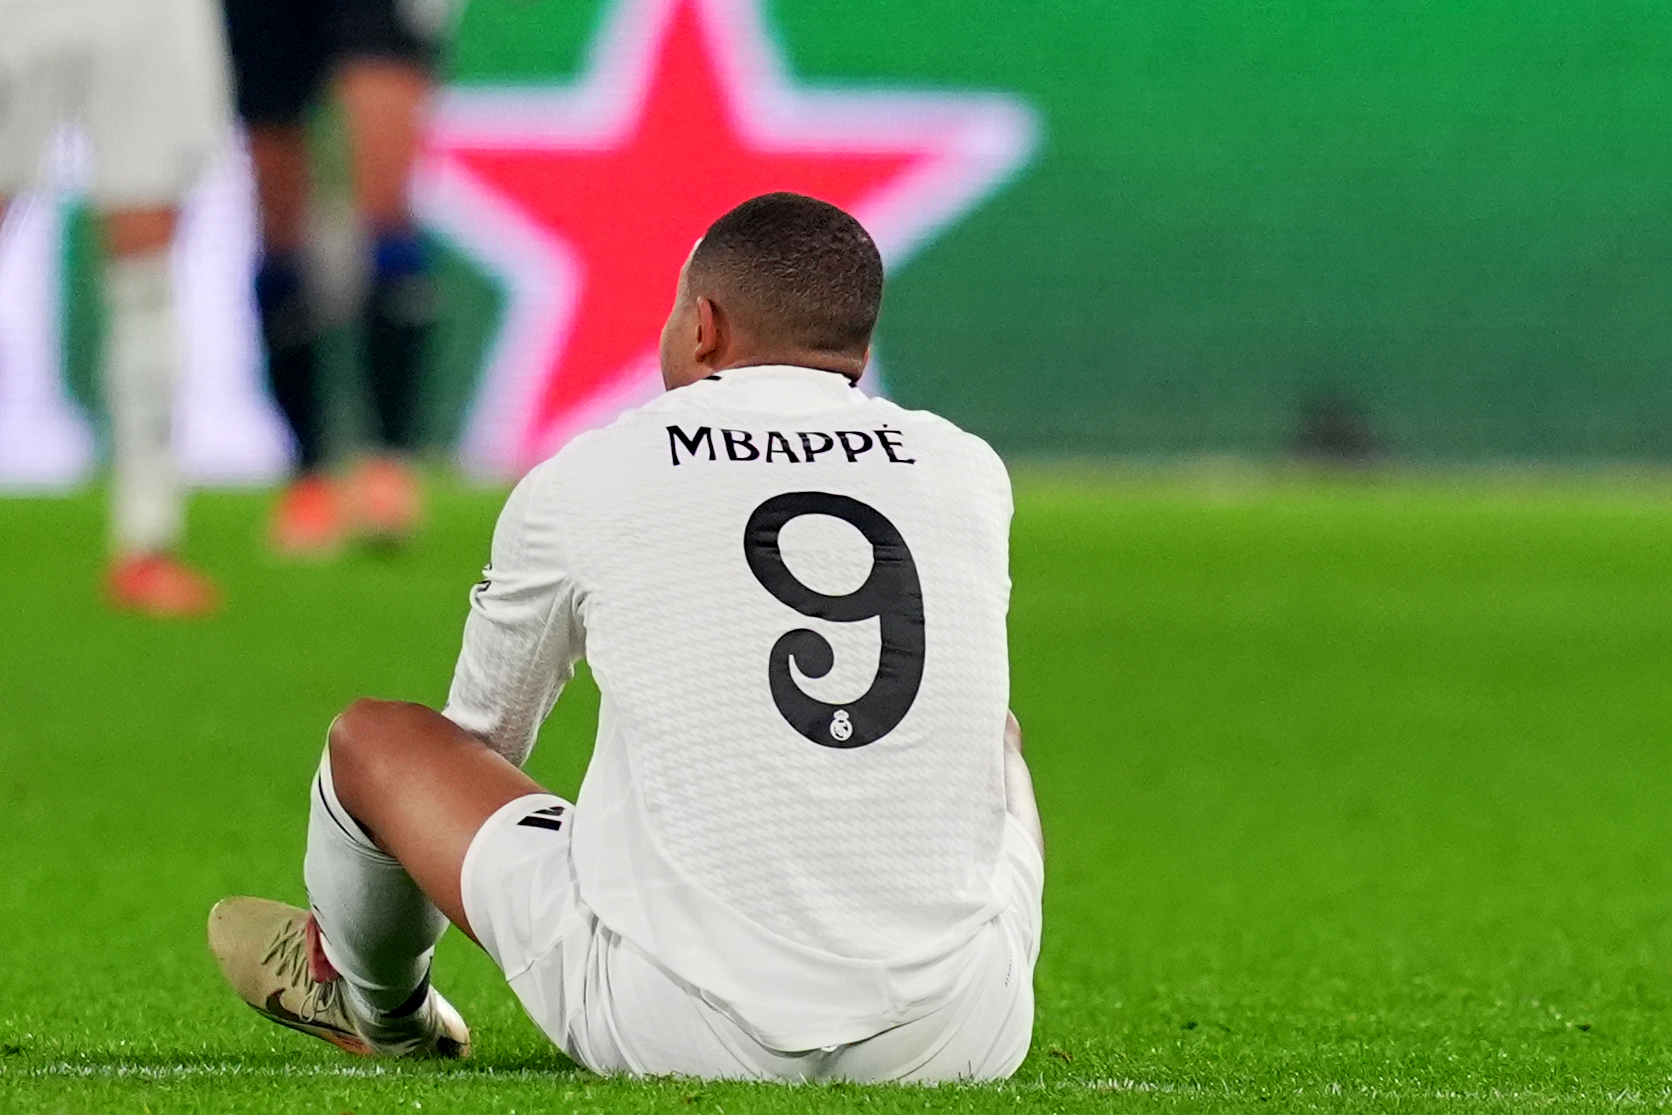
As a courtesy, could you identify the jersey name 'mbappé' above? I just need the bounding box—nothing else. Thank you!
[668,423,916,466]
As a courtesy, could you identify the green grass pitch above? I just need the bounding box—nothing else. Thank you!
[4,470,1672,1113]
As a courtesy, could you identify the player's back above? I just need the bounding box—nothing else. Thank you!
[543,365,1014,1046]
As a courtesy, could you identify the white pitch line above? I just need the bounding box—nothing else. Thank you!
[11,1064,1672,1106]
[15,1062,565,1081]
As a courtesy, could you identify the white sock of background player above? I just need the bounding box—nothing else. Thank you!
[104,249,183,556]
[304,746,449,1024]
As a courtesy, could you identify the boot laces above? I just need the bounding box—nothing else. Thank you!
[263,923,347,1024]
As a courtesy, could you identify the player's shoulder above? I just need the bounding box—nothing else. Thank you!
[865,396,995,447]
[864,397,1011,484]
[526,407,651,474]
[510,404,676,507]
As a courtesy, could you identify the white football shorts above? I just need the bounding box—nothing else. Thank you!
[461,792,1043,1082]
[0,0,231,206]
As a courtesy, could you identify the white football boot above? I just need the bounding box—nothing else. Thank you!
[208,896,470,1058]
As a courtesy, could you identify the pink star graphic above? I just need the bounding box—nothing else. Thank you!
[418,0,1037,476]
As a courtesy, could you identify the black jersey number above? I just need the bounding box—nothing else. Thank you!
[744,492,925,748]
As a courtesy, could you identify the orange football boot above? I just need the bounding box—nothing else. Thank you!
[269,474,347,560]
[106,553,221,618]
[345,457,423,546]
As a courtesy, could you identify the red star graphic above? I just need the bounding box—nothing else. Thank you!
[420,0,1036,475]
[447,3,913,455]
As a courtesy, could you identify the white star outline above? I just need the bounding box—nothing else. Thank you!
[417,0,1040,478]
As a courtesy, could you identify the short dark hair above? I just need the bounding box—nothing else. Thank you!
[688,193,884,356]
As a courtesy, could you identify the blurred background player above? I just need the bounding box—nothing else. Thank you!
[0,0,231,617]
[222,0,455,558]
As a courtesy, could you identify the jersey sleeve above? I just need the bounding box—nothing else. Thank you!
[442,461,586,767]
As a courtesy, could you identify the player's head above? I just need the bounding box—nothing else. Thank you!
[659,193,884,389]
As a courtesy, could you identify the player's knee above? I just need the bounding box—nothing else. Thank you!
[327,698,404,806]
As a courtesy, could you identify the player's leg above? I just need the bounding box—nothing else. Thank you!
[85,0,237,615]
[208,710,475,1059]
[100,206,185,561]
[248,122,334,498]
[248,121,338,531]
[225,0,346,556]
[324,698,544,934]
[98,207,219,615]
[209,699,537,1056]
[332,0,445,542]
[339,59,432,495]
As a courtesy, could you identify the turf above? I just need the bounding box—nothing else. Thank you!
[4,469,1672,1113]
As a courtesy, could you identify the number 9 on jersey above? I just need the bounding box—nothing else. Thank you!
[743,492,926,749]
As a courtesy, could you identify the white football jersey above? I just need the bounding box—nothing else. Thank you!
[446,366,1015,1050]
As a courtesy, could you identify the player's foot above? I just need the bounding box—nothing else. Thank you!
[105,553,220,618]
[345,457,422,546]
[269,474,346,560]
[207,897,470,1059]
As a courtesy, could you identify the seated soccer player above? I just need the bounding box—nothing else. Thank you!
[208,193,1045,1081]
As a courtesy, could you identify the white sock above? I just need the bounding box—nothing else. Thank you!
[104,251,183,554]
[304,747,449,1022]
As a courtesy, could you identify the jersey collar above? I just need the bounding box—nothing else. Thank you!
[691,364,861,409]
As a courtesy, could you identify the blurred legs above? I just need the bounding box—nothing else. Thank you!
[100,207,218,617]
[246,124,345,556]
[104,248,182,554]
[248,124,310,256]
[248,125,326,475]
[339,59,434,539]
[247,65,434,550]
[103,208,181,555]
[336,60,429,234]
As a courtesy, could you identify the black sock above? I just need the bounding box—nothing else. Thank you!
[383,969,432,1019]
[363,231,435,455]
[256,252,326,472]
